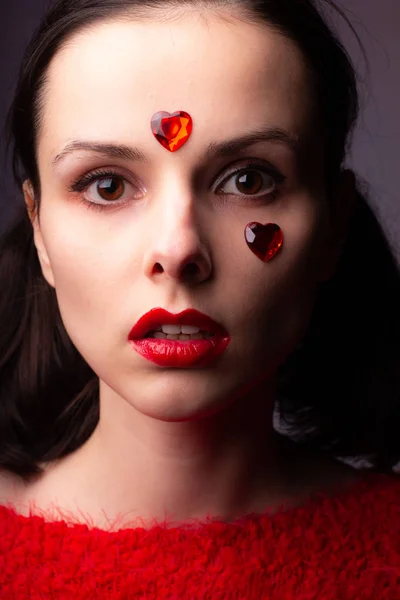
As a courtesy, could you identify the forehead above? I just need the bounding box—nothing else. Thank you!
[40,15,313,157]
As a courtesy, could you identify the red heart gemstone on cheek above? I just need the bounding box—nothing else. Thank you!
[151,111,193,152]
[244,222,284,262]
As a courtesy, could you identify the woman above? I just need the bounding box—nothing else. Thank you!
[1,0,399,596]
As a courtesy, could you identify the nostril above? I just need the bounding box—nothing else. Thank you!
[150,260,208,280]
[181,262,200,279]
[152,263,164,274]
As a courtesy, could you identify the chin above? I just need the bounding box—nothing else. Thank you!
[119,371,239,422]
[99,362,271,423]
[134,389,234,423]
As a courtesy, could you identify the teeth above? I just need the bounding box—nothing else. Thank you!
[149,332,213,340]
[161,324,181,334]
[161,324,201,334]
[181,325,201,334]
[189,333,210,339]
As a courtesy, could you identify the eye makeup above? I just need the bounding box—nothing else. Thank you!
[65,158,287,214]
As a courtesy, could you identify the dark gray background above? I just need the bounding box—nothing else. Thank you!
[1,0,399,254]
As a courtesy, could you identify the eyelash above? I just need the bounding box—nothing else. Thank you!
[67,162,286,213]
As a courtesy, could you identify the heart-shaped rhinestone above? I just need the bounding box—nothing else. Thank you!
[244,222,283,262]
[151,111,193,152]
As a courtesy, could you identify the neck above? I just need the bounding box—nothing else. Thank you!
[24,379,302,528]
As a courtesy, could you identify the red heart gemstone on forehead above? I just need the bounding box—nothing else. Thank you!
[151,111,193,152]
[244,222,283,262]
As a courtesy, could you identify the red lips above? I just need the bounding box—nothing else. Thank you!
[128,308,228,339]
[127,308,231,368]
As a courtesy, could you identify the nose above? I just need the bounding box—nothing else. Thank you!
[142,196,212,285]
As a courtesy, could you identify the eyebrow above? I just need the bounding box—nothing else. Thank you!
[51,127,300,166]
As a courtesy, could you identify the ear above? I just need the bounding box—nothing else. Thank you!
[22,180,56,288]
[317,169,357,282]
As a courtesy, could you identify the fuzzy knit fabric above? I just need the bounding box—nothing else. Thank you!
[1,472,400,599]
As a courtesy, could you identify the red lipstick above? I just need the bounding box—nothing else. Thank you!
[128,308,231,368]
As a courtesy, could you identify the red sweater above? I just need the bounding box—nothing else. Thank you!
[1,472,399,599]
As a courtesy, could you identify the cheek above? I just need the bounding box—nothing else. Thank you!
[228,198,325,294]
[39,211,122,346]
[227,203,325,357]
[233,264,316,376]
[41,202,130,290]
[50,248,108,350]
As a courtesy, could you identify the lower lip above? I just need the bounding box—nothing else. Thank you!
[129,336,231,367]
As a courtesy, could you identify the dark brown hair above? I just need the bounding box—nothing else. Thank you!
[1,0,399,481]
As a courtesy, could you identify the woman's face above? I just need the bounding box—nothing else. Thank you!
[29,11,333,421]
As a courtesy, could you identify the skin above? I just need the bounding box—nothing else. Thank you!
[16,9,359,529]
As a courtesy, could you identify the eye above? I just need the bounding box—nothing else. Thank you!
[94,175,126,202]
[216,164,282,199]
[68,169,144,207]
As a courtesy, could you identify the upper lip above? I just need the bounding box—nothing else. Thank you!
[128,308,229,339]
